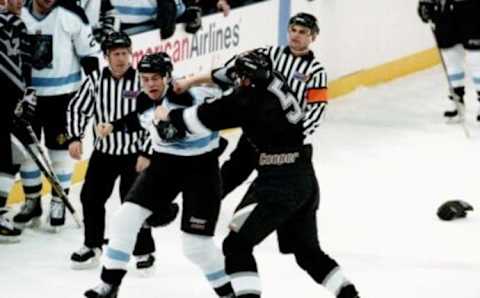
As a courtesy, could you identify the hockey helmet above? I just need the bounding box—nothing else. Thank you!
[138,52,173,78]
[288,12,319,35]
[101,31,132,54]
[437,200,473,221]
[234,50,272,83]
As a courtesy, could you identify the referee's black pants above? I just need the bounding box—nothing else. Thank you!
[81,150,155,255]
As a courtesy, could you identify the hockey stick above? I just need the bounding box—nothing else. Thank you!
[429,21,470,138]
[19,124,82,228]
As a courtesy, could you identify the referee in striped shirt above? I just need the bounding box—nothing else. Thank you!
[174,12,327,198]
[66,31,156,270]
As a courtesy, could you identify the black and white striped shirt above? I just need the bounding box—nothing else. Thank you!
[261,46,328,136]
[67,66,151,155]
[0,9,31,94]
[213,46,328,137]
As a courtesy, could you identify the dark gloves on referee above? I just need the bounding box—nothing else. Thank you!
[418,0,440,23]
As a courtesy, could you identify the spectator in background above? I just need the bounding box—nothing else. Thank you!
[110,0,184,38]
[77,0,120,43]
[189,0,231,16]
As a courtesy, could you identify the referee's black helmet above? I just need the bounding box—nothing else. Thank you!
[101,31,132,54]
[288,12,319,35]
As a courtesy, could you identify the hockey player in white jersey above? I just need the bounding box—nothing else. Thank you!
[13,0,101,232]
[83,52,234,298]
[418,0,480,121]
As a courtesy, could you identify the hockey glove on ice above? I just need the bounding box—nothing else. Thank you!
[437,200,473,221]
[418,0,440,23]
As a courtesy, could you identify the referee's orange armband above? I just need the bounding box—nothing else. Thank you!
[306,88,328,103]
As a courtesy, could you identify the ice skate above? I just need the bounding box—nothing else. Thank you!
[46,198,65,233]
[71,246,102,270]
[84,282,119,298]
[135,253,155,277]
[0,209,22,243]
[13,197,42,229]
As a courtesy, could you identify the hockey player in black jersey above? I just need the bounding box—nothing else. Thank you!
[0,0,32,242]
[418,0,480,121]
[83,52,234,298]
[156,51,360,298]
[175,12,327,200]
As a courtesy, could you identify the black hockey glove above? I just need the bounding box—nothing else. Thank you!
[146,203,179,227]
[437,200,473,221]
[14,87,37,124]
[184,6,202,34]
[418,0,440,23]
[155,120,186,142]
[157,0,177,39]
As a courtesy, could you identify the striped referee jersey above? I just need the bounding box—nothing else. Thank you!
[213,46,327,137]
[261,45,328,136]
[67,66,151,156]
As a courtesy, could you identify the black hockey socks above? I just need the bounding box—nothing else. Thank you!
[294,248,359,298]
[100,267,127,286]
[444,86,465,118]
[477,91,480,121]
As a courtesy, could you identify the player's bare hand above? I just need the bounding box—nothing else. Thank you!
[96,123,113,138]
[136,155,151,172]
[68,141,83,160]
[173,78,190,94]
[154,106,170,122]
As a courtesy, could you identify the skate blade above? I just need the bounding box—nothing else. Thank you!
[0,235,21,243]
[446,117,464,124]
[71,258,100,270]
[14,216,42,230]
[45,224,62,233]
[137,266,156,277]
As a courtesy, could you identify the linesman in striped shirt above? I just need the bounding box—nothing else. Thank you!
[174,12,327,198]
[66,31,156,271]
[0,0,32,242]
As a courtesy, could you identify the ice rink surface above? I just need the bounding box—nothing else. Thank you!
[2,66,480,298]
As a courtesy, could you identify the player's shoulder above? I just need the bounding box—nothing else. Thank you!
[56,0,90,25]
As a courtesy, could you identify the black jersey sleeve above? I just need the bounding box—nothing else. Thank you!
[169,88,252,134]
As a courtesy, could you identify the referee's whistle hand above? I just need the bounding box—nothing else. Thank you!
[68,141,82,160]
[96,123,113,138]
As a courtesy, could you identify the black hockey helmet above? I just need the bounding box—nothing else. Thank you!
[138,52,173,77]
[234,50,272,83]
[101,31,132,54]
[437,200,473,221]
[288,12,319,35]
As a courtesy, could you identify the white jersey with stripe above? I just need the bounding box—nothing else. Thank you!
[111,0,157,26]
[139,86,221,156]
[21,4,100,96]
